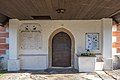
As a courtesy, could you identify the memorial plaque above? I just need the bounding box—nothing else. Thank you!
[20,23,42,50]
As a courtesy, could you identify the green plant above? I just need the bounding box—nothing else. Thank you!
[80,53,96,57]
[0,70,6,76]
[0,57,4,70]
[80,49,96,57]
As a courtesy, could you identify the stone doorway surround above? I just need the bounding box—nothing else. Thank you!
[48,28,75,68]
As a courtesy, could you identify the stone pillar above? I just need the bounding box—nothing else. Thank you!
[8,19,20,71]
[102,18,113,70]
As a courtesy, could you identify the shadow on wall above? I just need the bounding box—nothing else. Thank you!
[113,55,120,70]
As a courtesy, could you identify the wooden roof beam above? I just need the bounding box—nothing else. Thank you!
[109,9,120,18]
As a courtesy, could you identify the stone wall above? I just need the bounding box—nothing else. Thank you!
[113,55,120,69]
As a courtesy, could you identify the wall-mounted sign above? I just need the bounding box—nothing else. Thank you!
[85,33,99,50]
[19,23,42,50]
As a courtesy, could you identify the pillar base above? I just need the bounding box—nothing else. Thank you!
[103,58,113,70]
[8,59,20,71]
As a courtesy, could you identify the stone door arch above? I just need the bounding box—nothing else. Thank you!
[49,28,75,68]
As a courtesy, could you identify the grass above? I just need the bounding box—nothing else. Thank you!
[0,70,6,76]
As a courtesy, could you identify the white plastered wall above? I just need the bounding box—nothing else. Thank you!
[8,18,112,71]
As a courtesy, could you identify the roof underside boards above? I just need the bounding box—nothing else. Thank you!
[0,0,120,24]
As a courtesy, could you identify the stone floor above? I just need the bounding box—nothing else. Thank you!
[0,69,120,80]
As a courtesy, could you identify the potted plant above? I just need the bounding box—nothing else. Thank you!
[77,49,96,72]
[80,49,96,57]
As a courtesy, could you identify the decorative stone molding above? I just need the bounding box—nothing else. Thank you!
[48,28,75,68]
[19,23,42,50]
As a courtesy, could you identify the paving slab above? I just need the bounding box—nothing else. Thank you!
[0,70,119,80]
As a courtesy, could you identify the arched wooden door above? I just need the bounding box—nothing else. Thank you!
[52,32,71,67]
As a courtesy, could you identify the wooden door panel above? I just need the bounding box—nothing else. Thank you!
[52,32,71,67]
